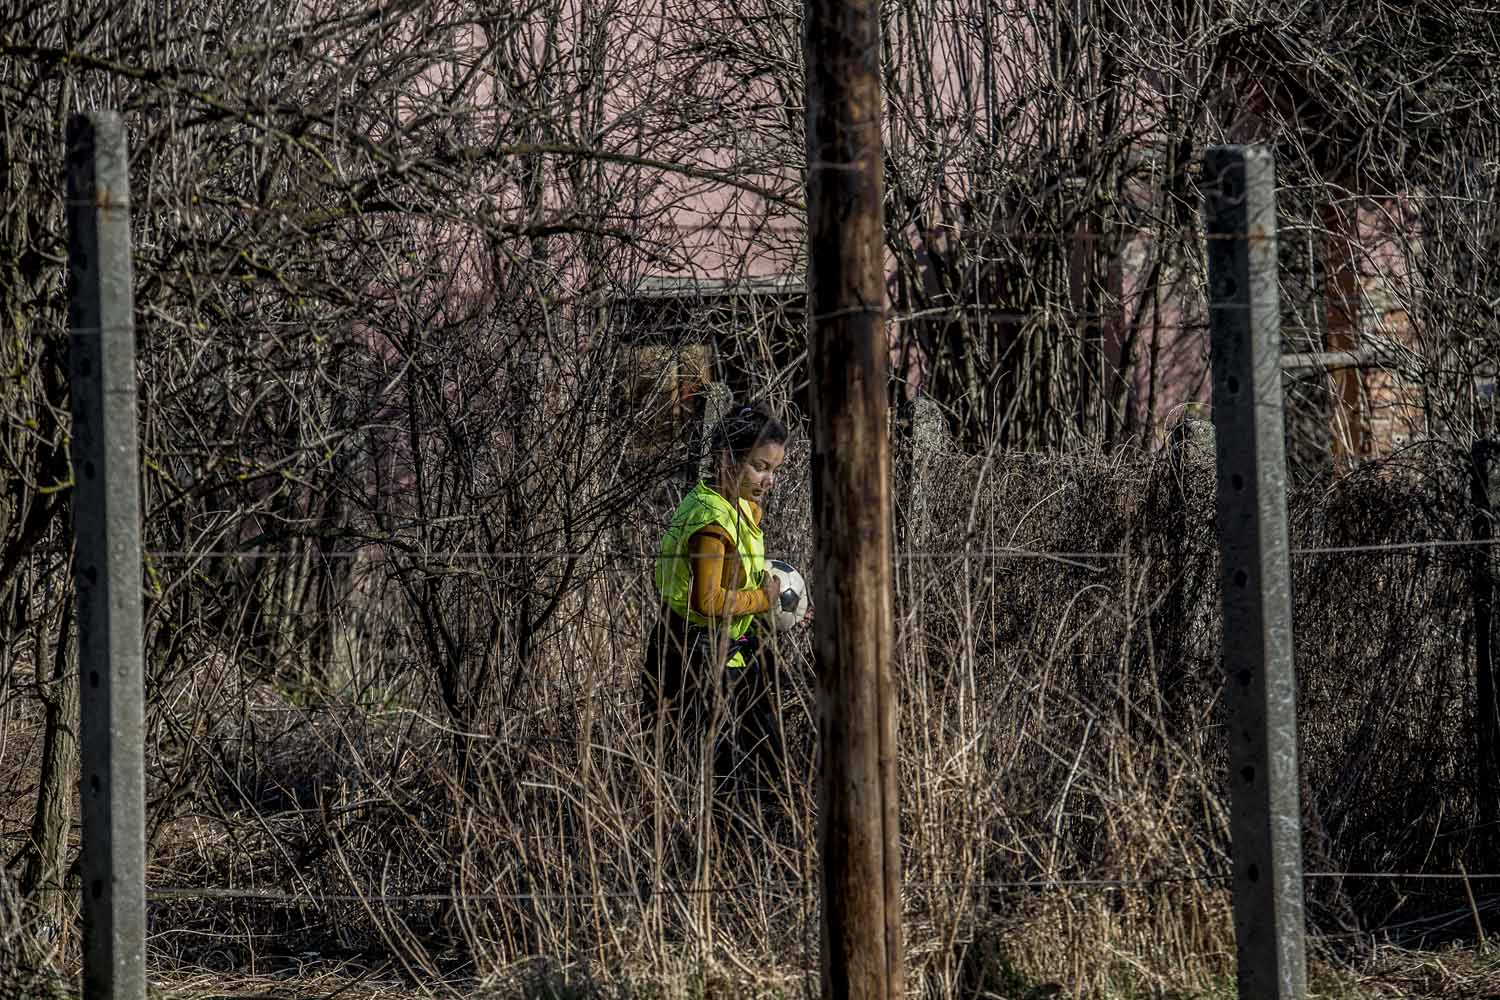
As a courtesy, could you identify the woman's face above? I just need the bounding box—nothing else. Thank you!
[719,441,786,505]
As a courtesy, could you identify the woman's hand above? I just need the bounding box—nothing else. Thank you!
[763,574,781,613]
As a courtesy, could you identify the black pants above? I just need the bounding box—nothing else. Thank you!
[641,609,785,796]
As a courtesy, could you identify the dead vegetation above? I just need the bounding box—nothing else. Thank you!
[3,0,1500,997]
[5,436,1497,999]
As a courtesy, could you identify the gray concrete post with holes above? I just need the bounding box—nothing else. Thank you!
[67,112,147,1000]
[1204,145,1308,1000]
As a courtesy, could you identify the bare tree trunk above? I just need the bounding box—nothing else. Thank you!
[19,598,78,960]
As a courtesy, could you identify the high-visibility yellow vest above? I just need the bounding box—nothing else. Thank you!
[654,482,765,669]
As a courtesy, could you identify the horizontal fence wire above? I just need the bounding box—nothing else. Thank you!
[149,883,783,904]
[127,538,1500,561]
[12,539,1499,565]
[60,200,1312,241]
[136,549,1133,562]
[139,871,1500,906]
[53,309,1271,339]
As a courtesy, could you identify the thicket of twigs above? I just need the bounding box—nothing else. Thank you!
[3,0,1500,996]
[4,437,1498,999]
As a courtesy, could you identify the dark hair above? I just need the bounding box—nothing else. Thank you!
[709,403,788,462]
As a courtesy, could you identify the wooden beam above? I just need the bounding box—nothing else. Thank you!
[1278,348,1376,372]
[803,0,903,996]
[1320,201,1366,468]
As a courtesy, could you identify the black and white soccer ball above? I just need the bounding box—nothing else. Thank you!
[766,559,810,632]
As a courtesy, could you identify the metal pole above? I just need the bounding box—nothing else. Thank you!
[1203,144,1308,1000]
[67,111,147,1000]
[803,0,903,996]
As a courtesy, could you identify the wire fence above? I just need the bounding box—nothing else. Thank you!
[135,870,1500,906]
[0,440,1488,983]
[97,445,1486,959]
[8,139,1498,997]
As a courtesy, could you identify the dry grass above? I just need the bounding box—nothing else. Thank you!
[1,439,1493,999]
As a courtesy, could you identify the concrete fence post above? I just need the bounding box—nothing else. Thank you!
[67,111,147,1000]
[1204,144,1308,1000]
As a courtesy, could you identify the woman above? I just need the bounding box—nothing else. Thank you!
[642,403,793,796]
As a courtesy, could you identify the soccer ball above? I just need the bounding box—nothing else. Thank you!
[766,559,810,632]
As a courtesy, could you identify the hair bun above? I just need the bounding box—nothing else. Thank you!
[710,402,789,460]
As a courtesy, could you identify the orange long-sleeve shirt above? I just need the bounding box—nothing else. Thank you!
[686,501,771,619]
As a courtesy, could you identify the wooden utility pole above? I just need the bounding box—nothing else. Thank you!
[803,0,903,998]
[1204,145,1308,1000]
[68,112,147,1000]
[1319,200,1365,470]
